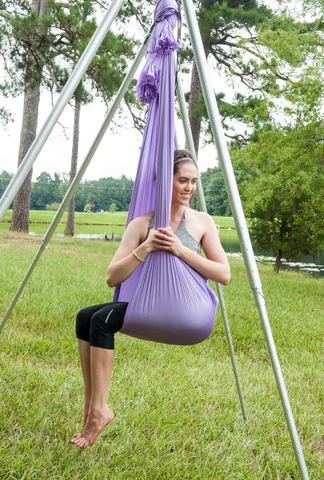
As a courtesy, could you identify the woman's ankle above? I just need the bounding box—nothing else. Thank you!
[88,403,111,418]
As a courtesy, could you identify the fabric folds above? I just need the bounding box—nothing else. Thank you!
[114,0,218,345]
[136,0,180,104]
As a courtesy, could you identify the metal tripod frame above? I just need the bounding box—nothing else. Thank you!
[0,0,309,477]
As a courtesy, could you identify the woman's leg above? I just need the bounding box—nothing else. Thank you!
[71,302,128,448]
[73,303,110,435]
[77,339,91,429]
[71,346,115,448]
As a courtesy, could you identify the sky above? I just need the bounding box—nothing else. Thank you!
[0,59,225,183]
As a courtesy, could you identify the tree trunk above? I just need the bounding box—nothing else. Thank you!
[187,0,213,155]
[274,249,283,273]
[188,60,204,155]
[64,97,81,237]
[10,89,40,232]
[10,0,48,233]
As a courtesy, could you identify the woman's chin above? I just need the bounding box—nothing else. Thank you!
[172,196,191,206]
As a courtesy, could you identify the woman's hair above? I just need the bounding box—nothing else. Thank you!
[174,149,197,174]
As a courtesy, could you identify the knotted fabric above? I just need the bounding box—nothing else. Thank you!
[114,0,218,345]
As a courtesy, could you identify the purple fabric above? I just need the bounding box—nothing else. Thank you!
[136,1,180,104]
[114,0,218,345]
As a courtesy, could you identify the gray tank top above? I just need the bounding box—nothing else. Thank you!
[148,208,201,254]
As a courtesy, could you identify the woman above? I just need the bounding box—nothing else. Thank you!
[71,149,230,449]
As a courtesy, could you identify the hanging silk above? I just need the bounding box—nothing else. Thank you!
[114,0,218,345]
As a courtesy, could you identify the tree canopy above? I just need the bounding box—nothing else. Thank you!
[26,171,135,212]
[232,123,324,270]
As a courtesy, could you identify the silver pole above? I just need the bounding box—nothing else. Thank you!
[175,59,206,212]
[0,39,149,333]
[215,283,248,421]
[176,65,248,422]
[182,1,309,479]
[0,0,126,221]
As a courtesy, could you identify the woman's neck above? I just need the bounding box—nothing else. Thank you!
[170,204,185,222]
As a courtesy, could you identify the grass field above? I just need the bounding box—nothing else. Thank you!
[1,210,236,229]
[1,231,323,479]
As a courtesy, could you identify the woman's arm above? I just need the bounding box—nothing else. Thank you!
[106,217,158,287]
[153,215,230,285]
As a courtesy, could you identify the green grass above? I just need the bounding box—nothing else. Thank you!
[0,222,126,237]
[2,209,129,226]
[0,231,323,479]
[1,210,236,229]
[212,215,236,229]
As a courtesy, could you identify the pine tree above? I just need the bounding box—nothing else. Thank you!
[64,93,81,237]
[184,0,285,153]
[0,0,136,232]
[3,0,50,232]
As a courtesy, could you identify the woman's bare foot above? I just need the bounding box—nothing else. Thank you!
[71,404,114,448]
[73,403,91,439]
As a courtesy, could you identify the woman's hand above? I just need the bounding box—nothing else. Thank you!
[141,228,161,253]
[150,226,188,258]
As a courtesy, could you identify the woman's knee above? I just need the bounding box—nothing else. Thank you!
[76,308,91,342]
[89,311,115,349]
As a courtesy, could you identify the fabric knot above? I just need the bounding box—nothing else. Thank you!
[136,0,180,103]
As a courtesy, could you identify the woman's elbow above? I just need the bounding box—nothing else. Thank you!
[106,273,116,288]
[219,266,231,285]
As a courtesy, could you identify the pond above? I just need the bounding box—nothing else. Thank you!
[220,230,324,278]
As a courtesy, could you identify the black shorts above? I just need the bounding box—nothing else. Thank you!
[75,302,128,350]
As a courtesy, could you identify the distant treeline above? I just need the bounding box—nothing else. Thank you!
[0,171,134,213]
[0,167,231,215]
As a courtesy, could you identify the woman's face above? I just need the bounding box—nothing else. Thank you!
[172,162,198,206]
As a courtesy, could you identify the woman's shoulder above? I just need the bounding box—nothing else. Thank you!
[185,209,217,243]
[186,208,214,226]
[127,211,153,231]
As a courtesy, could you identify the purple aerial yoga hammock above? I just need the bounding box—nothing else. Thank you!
[114,0,218,345]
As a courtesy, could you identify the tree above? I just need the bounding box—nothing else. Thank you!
[0,107,14,127]
[0,170,14,201]
[31,171,55,210]
[184,0,275,154]
[199,167,232,216]
[64,84,85,237]
[4,0,51,232]
[30,171,64,210]
[232,124,324,272]
[109,202,116,214]
[59,1,135,236]
[182,0,324,158]
[1,0,136,232]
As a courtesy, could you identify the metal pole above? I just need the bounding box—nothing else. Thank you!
[175,58,206,212]
[182,1,309,478]
[215,283,248,421]
[176,65,248,422]
[0,39,149,333]
[0,0,126,221]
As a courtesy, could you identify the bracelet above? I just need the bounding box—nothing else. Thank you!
[132,249,145,263]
